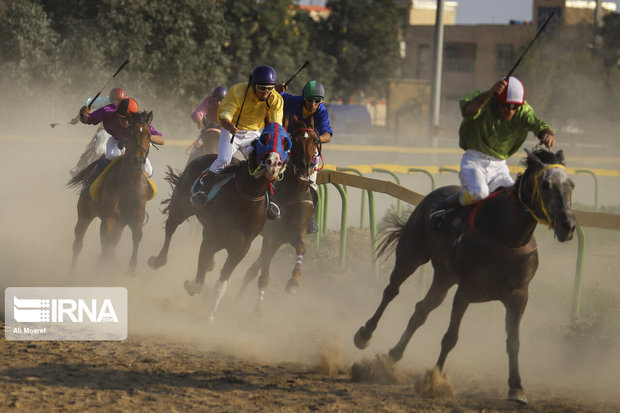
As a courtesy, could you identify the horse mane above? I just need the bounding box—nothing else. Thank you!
[514,147,565,187]
[131,110,152,124]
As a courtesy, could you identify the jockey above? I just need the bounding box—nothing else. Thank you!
[191,65,284,216]
[275,80,333,233]
[78,97,165,184]
[69,87,126,176]
[191,86,228,130]
[431,76,555,215]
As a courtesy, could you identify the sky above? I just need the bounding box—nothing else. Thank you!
[299,0,620,25]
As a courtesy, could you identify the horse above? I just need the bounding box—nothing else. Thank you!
[186,126,220,165]
[67,111,156,275]
[237,116,319,310]
[147,123,290,321]
[353,148,576,404]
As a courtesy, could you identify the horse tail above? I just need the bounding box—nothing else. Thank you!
[375,213,407,259]
[160,165,182,214]
[66,161,97,189]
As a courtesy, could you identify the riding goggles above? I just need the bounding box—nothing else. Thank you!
[304,97,324,104]
[255,84,275,93]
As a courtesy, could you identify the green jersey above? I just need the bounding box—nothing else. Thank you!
[458,90,550,160]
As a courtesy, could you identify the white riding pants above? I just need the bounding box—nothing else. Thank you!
[458,149,514,204]
[106,137,153,177]
[209,129,260,173]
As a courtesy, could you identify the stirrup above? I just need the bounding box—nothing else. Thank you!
[307,219,319,234]
[429,207,457,219]
[267,202,280,220]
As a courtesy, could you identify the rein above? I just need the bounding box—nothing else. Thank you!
[518,163,566,229]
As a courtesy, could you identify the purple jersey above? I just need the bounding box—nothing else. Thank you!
[86,104,162,141]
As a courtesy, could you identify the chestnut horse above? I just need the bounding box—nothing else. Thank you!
[186,127,220,164]
[237,117,319,310]
[354,149,576,404]
[68,111,156,275]
[148,125,289,321]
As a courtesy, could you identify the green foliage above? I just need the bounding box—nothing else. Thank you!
[321,0,406,102]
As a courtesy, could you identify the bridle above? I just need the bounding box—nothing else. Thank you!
[517,163,566,229]
[126,123,152,160]
[290,127,322,176]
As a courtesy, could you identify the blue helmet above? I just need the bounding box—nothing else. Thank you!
[212,86,227,101]
[256,123,292,164]
[251,65,277,85]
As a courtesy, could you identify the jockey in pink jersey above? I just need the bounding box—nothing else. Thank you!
[78,97,164,184]
[191,86,228,129]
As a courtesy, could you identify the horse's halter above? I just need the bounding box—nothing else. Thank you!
[126,123,152,160]
[517,163,566,228]
[290,127,321,177]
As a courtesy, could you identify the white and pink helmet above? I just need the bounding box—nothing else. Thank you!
[497,76,525,105]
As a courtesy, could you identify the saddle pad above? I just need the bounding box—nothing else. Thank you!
[90,156,157,202]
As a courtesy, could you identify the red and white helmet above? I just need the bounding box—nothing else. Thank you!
[497,76,525,105]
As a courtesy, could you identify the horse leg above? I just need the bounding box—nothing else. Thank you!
[354,253,424,350]
[503,290,529,404]
[238,256,261,300]
[98,218,122,268]
[388,275,454,362]
[148,209,189,270]
[285,234,307,295]
[254,238,282,313]
[208,244,251,322]
[436,287,470,370]
[183,226,216,296]
[128,221,144,276]
[70,208,95,274]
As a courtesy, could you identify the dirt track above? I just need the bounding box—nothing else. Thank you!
[2,125,620,412]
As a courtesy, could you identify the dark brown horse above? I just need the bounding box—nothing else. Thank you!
[148,126,289,321]
[186,127,220,164]
[237,117,319,309]
[353,149,576,404]
[68,111,156,275]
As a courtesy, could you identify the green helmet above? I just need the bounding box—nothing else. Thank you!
[302,80,325,100]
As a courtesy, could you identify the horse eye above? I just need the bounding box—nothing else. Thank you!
[260,134,270,145]
[282,138,290,150]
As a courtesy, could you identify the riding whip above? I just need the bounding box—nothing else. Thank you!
[284,61,310,87]
[87,59,130,110]
[230,73,253,143]
[505,13,554,78]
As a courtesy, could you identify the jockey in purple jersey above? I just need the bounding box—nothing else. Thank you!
[275,80,333,233]
[78,97,164,184]
[192,86,228,129]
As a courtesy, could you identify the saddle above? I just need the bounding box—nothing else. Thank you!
[191,161,240,205]
[89,156,157,202]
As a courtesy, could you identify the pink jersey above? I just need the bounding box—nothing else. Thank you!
[191,95,219,124]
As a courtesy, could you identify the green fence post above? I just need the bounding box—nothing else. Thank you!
[372,167,402,216]
[321,183,329,235]
[408,167,436,191]
[575,169,599,210]
[366,189,378,276]
[570,225,586,326]
[315,184,325,247]
[331,183,348,269]
[338,167,366,229]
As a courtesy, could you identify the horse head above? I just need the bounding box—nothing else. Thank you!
[252,122,291,181]
[124,111,153,171]
[287,115,318,181]
[519,148,576,241]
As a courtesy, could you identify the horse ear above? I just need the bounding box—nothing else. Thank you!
[283,114,289,131]
[526,148,544,168]
[309,114,315,129]
[146,111,153,125]
[555,149,566,165]
[264,111,271,127]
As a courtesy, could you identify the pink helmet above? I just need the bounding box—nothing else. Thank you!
[109,87,126,102]
[496,76,525,105]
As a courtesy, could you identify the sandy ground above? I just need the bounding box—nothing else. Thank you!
[1,116,620,412]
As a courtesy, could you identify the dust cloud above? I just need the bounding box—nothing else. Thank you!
[1,95,620,408]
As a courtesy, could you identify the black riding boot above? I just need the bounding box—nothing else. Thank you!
[429,191,462,218]
[306,186,319,234]
[190,170,217,208]
[85,157,111,187]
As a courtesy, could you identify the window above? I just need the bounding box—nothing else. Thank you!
[417,44,431,77]
[537,7,560,31]
[444,42,476,72]
[495,44,514,70]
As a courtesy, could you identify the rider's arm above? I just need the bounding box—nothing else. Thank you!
[149,126,165,145]
[461,79,508,117]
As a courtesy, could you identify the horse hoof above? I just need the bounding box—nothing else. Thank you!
[284,279,299,295]
[508,388,528,405]
[147,256,163,269]
[354,326,371,349]
[184,279,203,296]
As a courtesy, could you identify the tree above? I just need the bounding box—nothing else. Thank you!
[319,0,406,102]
